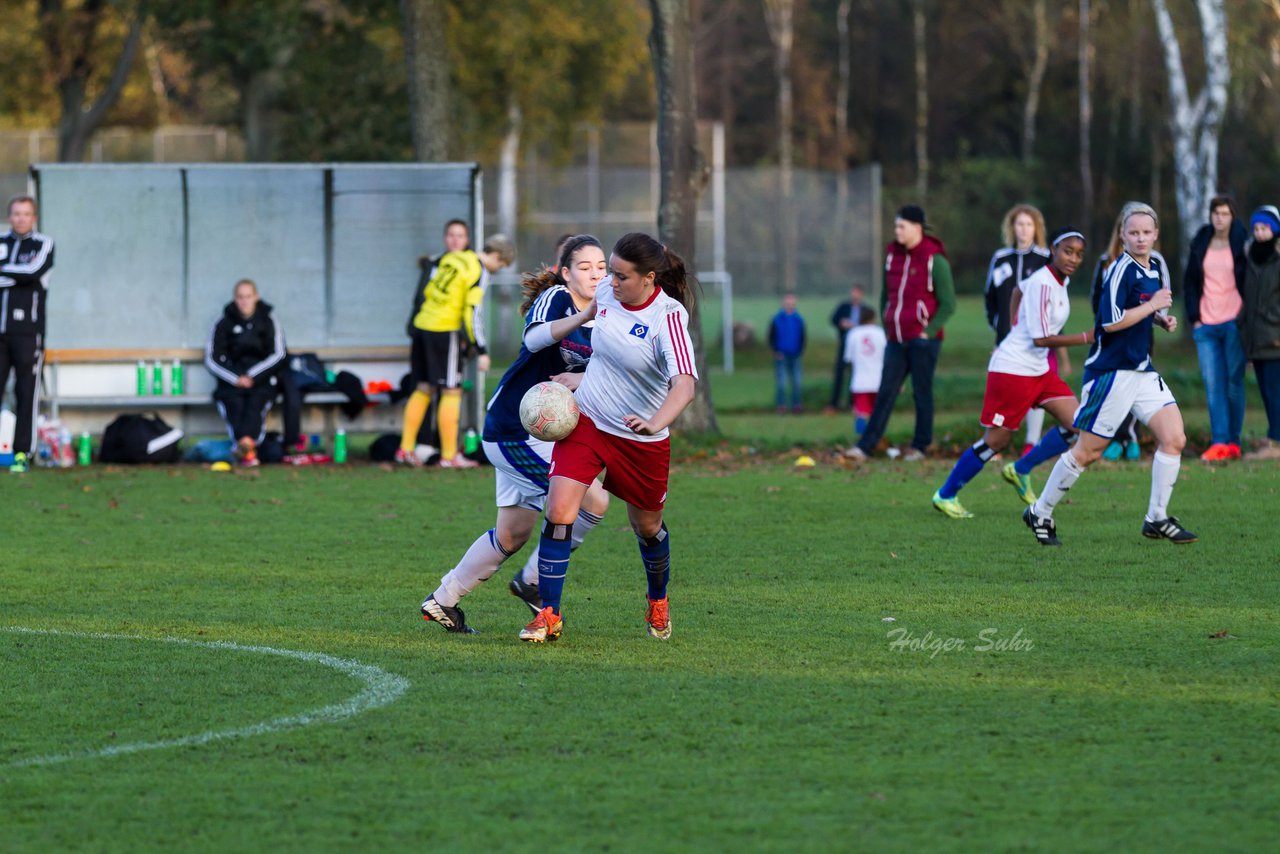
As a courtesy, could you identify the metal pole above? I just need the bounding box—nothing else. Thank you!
[713,122,726,275]
[722,273,734,374]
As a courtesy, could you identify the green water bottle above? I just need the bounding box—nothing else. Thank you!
[333,429,347,464]
[137,361,148,396]
[77,432,91,466]
[463,428,480,456]
[152,360,164,395]
[170,359,184,395]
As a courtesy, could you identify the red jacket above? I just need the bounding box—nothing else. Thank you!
[883,235,947,343]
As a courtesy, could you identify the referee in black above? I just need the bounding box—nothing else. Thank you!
[0,194,55,473]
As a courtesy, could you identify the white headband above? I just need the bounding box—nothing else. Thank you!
[1052,231,1085,248]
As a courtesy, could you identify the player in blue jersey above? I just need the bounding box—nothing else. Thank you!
[419,235,612,632]
[1024,203,1197,546]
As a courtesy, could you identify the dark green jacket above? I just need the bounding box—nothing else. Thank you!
[1239,239,1280,361]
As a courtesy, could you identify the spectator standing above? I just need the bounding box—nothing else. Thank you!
[1239,205,1280,460]
[827,285,866,412]
[205,279,287,467]
[769,293,806,412]
[845,204,956,461]
[1184,195,1248,461]
[844,305,886,435]
[0,195,55,474]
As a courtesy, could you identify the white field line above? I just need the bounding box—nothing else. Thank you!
[2,626,411,769]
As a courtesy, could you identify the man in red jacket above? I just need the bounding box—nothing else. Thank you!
[845,205,956,461]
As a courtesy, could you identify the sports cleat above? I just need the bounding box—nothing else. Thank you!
[1142,516,1198,544]
[1102,441,1123,461]
[520,606,563,643]
[1001,462,1037,505]
[394,447,422,467]
[439,455,479,469]
[1200,443,1233,462]
[508,571,543,614]
[1226,443,1243,459]
[1124,441,1141,461]
[645,597,672,640]
[842,445,868,463]
[421,595,478,633]
[931,490,973,519]
[1023,506,1061,546]
[9,451,29,474]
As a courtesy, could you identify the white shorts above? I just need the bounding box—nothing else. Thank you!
[1073,370,1177,439]
[482,438,553,511]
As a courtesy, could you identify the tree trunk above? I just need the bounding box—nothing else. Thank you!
[1151,0,1230,255]
[498,97,521,238]
[241,68,285,162]
[1022,0,1049,169]
[648,0,717,434]
[764,0,796,294]
[832,0,853,277]
[913,0,928,200]
[400,0,450,161]
[42,4,144,163]
[1078,0,1094,236]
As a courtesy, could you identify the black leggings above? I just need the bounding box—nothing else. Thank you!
[0,334,41,455]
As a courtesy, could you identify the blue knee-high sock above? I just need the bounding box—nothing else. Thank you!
[855,416,867,434]
[637,525,671,601]
[536,519,573,614]
[1015,426,1072,476]
[939,441,995,499]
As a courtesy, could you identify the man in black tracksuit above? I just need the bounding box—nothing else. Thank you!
[0,195,55,470]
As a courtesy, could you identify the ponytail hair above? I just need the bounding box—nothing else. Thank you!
[611,232,697,310]
[519,233,603,315]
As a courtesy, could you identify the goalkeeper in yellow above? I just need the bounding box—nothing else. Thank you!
[400,233,516,468]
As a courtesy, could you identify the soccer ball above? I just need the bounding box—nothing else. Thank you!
[519,381,580,441]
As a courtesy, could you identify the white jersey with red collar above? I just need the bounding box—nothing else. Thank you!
[988,264,1071,377]
[573,278,699,442]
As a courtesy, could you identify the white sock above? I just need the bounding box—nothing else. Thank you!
[1032,451,1084,519]
[1023,407,1045,446]
[435,529,514,606]
[520,508,604,584]
[1146,451,1181,522]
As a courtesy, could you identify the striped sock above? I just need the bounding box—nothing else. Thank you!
[938,442,994,499]
[637,525,671,601]
[1015,426,1072,476]
[536,520,573,614]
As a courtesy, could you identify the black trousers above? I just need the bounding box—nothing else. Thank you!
[214,384,276,443]
[0,333,42,455]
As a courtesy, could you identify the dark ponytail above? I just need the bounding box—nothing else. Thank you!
[612,232,697,310]
[519,234,603,315]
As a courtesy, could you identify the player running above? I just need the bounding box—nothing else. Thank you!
[419,235,611,633]
[933,228,1094,518]
[1024,203,1196,546]
[520,232,698,643]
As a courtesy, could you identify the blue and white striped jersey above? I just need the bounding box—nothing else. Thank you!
[1083,252,1165,382]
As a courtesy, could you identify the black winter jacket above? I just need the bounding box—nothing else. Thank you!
[204,300,287,389]
[1182,221,1247,326]
[1239,239,1280,362]
[0,229,55,337]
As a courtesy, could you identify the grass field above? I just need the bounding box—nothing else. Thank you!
[3,458,1277,850]
[3,297,1278,851]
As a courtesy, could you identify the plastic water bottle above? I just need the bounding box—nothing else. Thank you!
[333,429,347,464]
[77,431,91,466]
[137,361,148,395]
[152,360,164,395]
[171,360,184,395]
[463,428,480,456]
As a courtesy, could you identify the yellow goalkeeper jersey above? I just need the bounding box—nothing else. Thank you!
[412,250,488,350]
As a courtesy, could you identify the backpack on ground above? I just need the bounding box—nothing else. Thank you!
[99,413,184,464]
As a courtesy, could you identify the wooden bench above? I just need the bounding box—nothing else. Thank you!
[44,346,408,433]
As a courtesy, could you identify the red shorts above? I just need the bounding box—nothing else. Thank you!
[852,392,877,417]
[980,371,1075,430]
[550,414,671,512]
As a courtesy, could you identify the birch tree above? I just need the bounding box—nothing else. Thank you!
[649,0,717,433]
[1079,0,1093,233]
[1150,0,1230,253]
[764,0,796,293]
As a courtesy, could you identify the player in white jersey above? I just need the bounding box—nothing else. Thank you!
[1025,203,1196,546]
[932,229,1094,518]
[520,232,699,643]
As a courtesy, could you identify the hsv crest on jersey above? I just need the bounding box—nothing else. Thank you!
[629,323,649,339]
